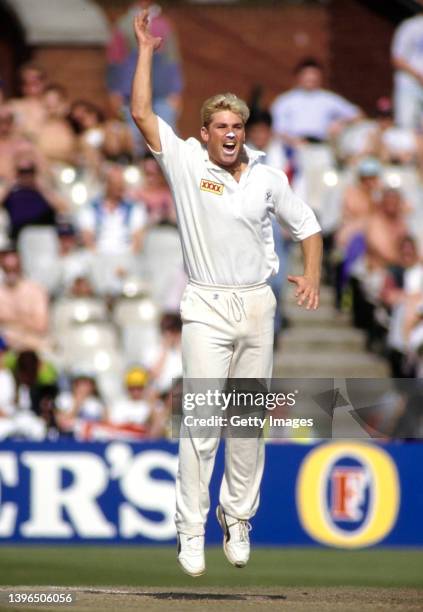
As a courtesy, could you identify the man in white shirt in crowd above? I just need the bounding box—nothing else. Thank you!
[131,10,322,577]
[78,164,147,294]
[271,58,361,145]
[391,2,423,129]
[271,58,361,211]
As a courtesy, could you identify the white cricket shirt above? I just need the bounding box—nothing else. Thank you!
[151,118,321,286]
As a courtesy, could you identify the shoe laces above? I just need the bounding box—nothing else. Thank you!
[229,519,251,544]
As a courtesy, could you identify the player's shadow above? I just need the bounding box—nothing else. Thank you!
[139,592,287,601]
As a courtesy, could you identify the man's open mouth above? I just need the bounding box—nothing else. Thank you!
[222,142,237,153]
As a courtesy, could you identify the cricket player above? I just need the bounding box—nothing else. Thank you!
[131,10,322,576]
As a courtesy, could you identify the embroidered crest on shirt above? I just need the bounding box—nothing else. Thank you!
[200,179,224,195]
[265,190,273,203]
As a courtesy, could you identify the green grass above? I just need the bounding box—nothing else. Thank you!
[0,547,422,589]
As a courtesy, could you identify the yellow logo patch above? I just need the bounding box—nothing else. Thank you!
[200,179,224,195]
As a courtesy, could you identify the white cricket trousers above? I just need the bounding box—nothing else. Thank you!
[175,280,276,536]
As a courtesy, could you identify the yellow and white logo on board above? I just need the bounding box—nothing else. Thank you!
[296,442,400,548]
[200,179,224,195]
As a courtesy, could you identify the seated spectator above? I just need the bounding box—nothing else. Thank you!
[246,109,288,171]
[132,153,176,226]
[108,366,159,433]
[68,275,96,299]
[381,235,423,376]
[0,105,34,185]
[271,58,361,146]
[102,93,135,164]
[0,245,50,351]
[365,97,419,166]
[0,350,56,441]
[366,187,409,270]
[336,157,382,251]
[55,223,92,295]
[78,165,147,294]
[1,156,68,240]
[144,313,182,394]
[38,84,76,165]
[10,63,48,142]
[55,373,105,436]
[69,100,106,170]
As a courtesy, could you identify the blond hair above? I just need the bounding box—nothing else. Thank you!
[201,93,250,127]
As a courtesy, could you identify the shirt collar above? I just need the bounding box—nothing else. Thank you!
[203,143,266,171]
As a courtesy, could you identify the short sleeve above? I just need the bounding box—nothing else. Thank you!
[273,173,321,242]
[392,20,412,60]
[147,117,189,181]
[329,93,360,121]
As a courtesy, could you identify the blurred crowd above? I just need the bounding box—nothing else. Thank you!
[0,2,423,441]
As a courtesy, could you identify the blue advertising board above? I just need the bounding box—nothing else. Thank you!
[0,440,422,546]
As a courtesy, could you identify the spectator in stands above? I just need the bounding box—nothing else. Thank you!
[102,93,136,164]
[107,0,183,150]
[0,105,33,185]
[246,109,288,170]
[68,275,96,299]
[132,153,176,225]
[366,187,409,270]
[108,366,163,437]
[55,373,105,437]
[270,58,361,146]
[55,223,92,295]
[381,235,423,377]
[78,165,147,295]
[0,350,56,441]
[391,4,423,129]
[365,97,420,166]
[1,156,68,240]
[336,157,382,252]
[10,63,48,142]
[79,165,146,254]
[0,245,50,351]
[69,100,106,169]
[38,84,76,165]
[348,188,409,346]
[144,313,182,394]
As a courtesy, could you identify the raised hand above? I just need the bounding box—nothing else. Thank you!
[287,274,320,310]
[133,9,162,51]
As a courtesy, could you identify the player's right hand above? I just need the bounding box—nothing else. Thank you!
[133,10,162,51]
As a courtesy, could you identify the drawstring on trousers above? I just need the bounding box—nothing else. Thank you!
[228,292,246,322]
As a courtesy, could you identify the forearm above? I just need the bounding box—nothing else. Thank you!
[393,56,423,82]
[301,232,322,282]
[131,47,154,123]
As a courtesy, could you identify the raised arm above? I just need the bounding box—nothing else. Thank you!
[131,10,162,152]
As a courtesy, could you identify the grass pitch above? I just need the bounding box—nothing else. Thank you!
[0,546,422,588]
[1,547,422,611]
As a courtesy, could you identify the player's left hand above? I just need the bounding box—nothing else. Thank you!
[287,274,320,310]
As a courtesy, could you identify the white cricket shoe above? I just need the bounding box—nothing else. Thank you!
[216,505,251,568]
[177,533,205,577]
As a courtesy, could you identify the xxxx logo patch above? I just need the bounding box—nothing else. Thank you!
[200,178,224,195]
